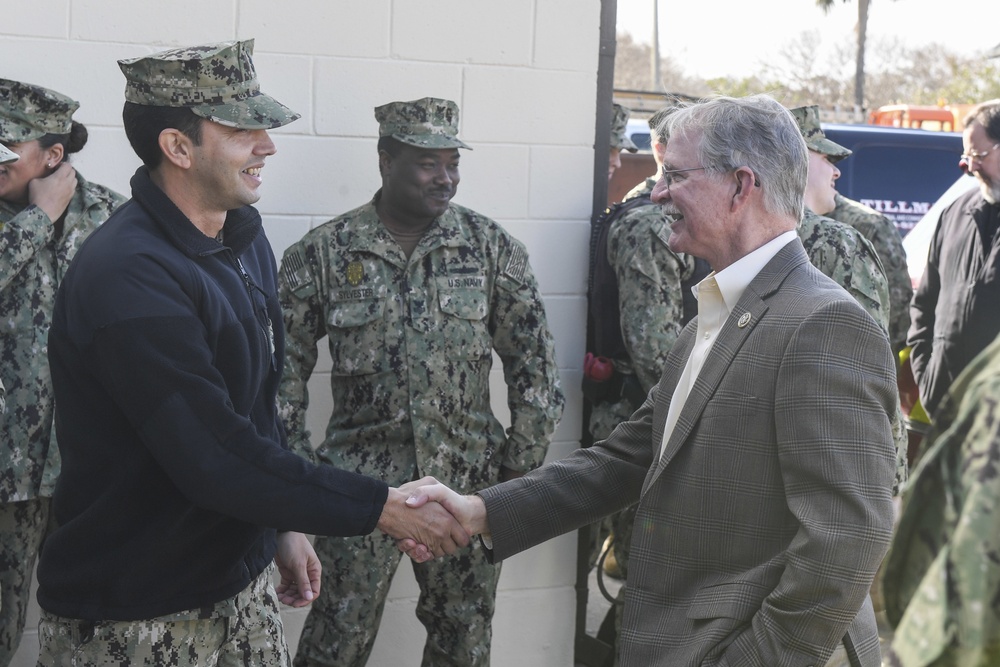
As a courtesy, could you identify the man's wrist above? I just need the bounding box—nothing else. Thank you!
[469,493,489,536]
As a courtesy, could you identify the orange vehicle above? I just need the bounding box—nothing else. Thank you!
[868,104,960,131]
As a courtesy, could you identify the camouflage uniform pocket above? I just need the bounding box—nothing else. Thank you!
[436,284,491,360]
[328,297,387,376]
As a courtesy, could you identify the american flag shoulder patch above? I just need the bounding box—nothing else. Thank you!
[503,244,527,284]
[282,250,311,290]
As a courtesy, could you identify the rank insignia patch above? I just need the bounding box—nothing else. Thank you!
[346,261,365,286]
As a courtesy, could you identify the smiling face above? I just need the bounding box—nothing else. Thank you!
[0,139,58,206]
[188,120,276,214]
[379,143,460,226]
[651,129,734,267]
[804,150,841,215]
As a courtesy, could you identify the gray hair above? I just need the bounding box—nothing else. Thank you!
[663,94,807,220]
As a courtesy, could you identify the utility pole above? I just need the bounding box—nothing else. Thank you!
[651,0,661,90]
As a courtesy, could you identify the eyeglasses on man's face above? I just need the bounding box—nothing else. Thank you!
[659,165,762,190]
[960,142,1000,170]
[659,166,706,188]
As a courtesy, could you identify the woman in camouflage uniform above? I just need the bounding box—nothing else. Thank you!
[0,78,125,662]
[0,144,18,418]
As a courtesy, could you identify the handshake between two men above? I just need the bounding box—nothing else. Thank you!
[277,477,493,609]
[377,477,487,563]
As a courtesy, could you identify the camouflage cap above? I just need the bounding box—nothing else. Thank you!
[0,78,79,143]
[374,97,471,150]
[117,39,300,130]
[789,105,851,162]
[0,144,17,164]
[611,103,638,153]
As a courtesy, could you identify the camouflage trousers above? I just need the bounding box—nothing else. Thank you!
[0,496,50,665]
[293,531,501,667]
[37,564,289,666]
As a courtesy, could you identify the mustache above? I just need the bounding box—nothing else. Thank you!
[660,203,681,217]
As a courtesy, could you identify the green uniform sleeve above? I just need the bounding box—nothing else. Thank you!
[886,341,1000,665]
[490,235,564,472]
[830,196,913,354]
[0,205,54,292]
[607,207,689,393]
[277,240,327,461]
[799,210,890,334]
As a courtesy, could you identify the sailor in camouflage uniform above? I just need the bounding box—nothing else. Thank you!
[0,143,16,648]
[589,105,700,445]
[789,109,908,633]
[831,193,912,354]
[607,103,638,182]
[36,41,464,667]
[586,105,707,664]
[0,79,125,663]
[791,106,913,354]
[0,141,16,418]
[882,331,1000,666]
[278,97,564,667]
[790,105,909,497]
[796,208,889,333]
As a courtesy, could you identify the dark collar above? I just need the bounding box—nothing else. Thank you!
[130,166,262,258]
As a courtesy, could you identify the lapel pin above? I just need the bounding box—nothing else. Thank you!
[737,312,751,328]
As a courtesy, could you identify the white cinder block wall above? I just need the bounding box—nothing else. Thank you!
[3,0,603,665]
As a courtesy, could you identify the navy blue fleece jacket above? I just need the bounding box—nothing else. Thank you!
[39,167,388,621]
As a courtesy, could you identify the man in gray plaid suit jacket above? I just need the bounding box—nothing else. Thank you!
[403,94,897,667]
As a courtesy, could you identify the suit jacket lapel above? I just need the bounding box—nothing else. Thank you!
[640,240,810,497]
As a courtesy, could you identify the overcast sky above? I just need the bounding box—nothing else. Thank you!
[616,0,999,79]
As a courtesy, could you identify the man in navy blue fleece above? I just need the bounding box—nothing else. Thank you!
[35,39,466,667]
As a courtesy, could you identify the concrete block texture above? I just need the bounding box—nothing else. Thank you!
[69,127,140,197]
[534,0,603,71]
[529,146,597,219]
[501,219,589,295]
[463,67,596,146]
[258,135,382,217]
[452,144,531,220]
[239,0,391,58]
[392,0,534,66]
[7,0,70,39]
[314,58,464,137]
[0,39,147,129]
[544,295,589,374]
[251,53,315,135]
[72,0,236,44]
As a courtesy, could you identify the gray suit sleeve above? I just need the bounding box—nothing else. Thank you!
[479,388,657,561]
